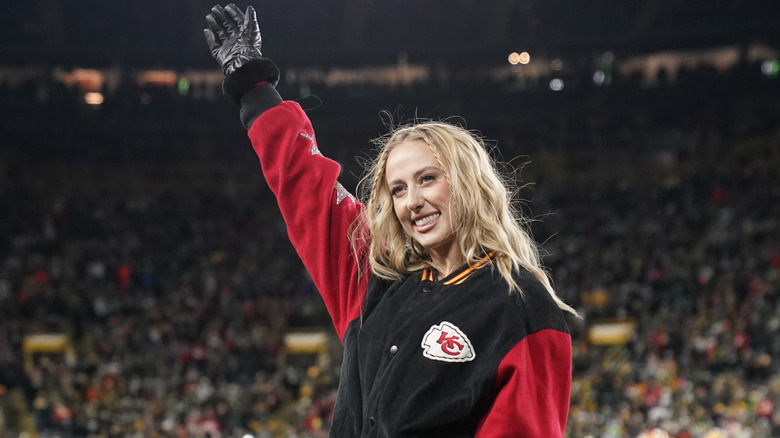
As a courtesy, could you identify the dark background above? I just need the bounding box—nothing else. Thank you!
[2,0,779,68]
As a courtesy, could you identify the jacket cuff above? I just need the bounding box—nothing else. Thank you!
[223,58,280,105]
[239,83,283,129]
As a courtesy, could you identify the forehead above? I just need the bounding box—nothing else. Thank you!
[384,140,440,178]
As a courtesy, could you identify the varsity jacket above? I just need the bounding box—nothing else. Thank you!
[240,84,572,437]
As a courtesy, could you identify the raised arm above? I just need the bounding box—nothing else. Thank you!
[205,4,369,341]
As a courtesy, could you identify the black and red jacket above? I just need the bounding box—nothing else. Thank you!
[241,85,572,437]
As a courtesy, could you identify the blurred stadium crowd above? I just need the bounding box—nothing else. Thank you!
[1,54,779,438]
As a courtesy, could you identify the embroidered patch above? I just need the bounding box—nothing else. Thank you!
[421,321,475,363]
[300,132,321,155]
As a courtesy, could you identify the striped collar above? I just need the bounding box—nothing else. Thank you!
[421,251,496,285]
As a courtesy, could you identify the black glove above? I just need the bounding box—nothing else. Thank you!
[204,4,280,104]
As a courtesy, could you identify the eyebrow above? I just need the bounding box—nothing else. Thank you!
[387,166,441,186]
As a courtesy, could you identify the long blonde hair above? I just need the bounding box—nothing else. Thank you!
[352,121,577,315]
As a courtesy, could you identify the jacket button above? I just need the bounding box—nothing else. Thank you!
[368,417,376,427]
[422,285,432,293]
[390,345,398,354]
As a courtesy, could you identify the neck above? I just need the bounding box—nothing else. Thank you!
[429,246,466,278]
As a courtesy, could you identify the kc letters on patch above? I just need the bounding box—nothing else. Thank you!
[421,321,476,362]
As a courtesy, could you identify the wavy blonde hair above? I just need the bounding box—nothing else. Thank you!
[352,121,577,315]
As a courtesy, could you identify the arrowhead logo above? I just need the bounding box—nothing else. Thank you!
[421,321,476,363]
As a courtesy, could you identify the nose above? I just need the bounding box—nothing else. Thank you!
[406,187,424,211]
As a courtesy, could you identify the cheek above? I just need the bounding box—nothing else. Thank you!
[391,199,414,236]
[392,199,406,224]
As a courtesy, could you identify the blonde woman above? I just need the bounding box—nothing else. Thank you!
[206,4,576,436]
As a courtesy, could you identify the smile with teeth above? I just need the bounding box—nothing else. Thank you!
[414,213,441,229]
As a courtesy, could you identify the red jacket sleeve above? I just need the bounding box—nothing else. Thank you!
[475,328,572,438]
[247,101,369,342]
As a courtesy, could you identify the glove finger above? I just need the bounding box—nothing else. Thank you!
[212,4,238,35]
[245,5,262,48]
[224,3,244,28]
[203,28,220,56]
[205,13,227,42]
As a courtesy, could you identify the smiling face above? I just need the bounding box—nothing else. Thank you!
[385,139,460,263]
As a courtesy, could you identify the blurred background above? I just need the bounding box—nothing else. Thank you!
[1,0,779,437]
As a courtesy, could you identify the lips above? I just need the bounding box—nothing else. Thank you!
[413,212,441,230]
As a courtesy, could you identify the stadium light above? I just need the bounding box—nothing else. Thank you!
[508,51,530,65]
[84,92,104,106]
[593,70,606,85]
[508,52,521,65]
[519,52,530,64]
[761,59,779,77]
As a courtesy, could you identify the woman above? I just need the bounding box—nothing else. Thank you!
[205,4,577,437]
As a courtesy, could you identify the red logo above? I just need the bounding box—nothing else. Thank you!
[437,331,464,356]
[421,321,475,362]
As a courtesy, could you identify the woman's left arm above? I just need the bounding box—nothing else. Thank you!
[475,328,572,438]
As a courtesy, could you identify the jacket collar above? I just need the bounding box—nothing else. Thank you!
[421,251,496,285]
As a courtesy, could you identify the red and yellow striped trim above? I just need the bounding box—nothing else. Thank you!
[444,251,496,286]
[420,251,496,285]
[442,251,497,285]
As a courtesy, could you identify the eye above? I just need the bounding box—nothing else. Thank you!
[421,174,436,184]
[390,186,406,196]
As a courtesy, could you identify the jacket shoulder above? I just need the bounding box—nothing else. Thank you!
[501,267,570,336]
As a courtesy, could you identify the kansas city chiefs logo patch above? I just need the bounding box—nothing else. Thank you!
[421,321,475,363]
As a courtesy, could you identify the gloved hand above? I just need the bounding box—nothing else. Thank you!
[204,4,280,104]
[204,4,262,76]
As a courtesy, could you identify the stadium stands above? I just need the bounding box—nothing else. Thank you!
[1,56,779,437]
